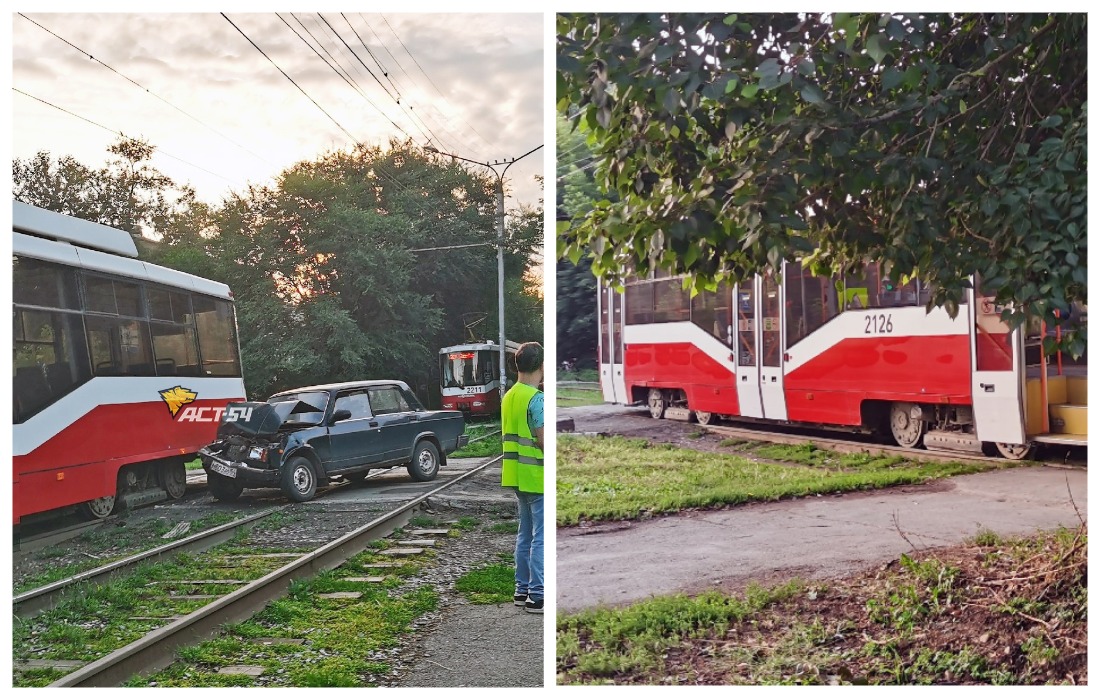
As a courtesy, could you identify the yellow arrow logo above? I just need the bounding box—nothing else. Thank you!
[160,386,198,418]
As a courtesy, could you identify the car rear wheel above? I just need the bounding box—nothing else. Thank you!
[407,441,440,482]
[207,472,243,501]
[281,456,318,502]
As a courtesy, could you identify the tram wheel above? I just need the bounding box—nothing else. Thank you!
[889,402,926,448]
[648,389,667,420]
[994,442,1036,460]
[694,410,714,426]
[79,495,116,520]
[161,459,187,500]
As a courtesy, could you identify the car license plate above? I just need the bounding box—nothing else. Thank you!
[211,461,236,478]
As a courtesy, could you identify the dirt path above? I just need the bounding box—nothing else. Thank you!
[557,405,1087,613]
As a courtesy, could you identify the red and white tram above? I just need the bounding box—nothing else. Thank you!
[439,340,520,416]
[12,201,246,523]
[598,262,1086,458]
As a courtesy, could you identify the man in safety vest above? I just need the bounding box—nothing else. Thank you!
[502,341,545,614]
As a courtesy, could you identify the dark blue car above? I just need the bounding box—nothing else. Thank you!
[199,380,468,503]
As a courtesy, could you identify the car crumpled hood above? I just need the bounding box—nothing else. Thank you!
[216,400,321,438]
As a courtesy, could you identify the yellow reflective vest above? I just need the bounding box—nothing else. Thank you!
[501,381,544,494]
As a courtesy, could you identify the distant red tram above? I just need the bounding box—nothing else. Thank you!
[439,340,519,416]
[598,262,1086,458]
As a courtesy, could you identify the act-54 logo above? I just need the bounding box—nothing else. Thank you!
[159,386,253,422]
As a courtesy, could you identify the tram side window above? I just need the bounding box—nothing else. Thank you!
[625,283,653,325]
[86,316,156,376]
[151,322,200,377]
[148,287,193,324]
[878,277,920,308]
[85,275,142,317]
[193,296,242,377]
[690,284,732,344]
[13,257,80,309]
[14,309,92,423]
[784,262,840,348]
[843,265,881,310]
[652,279,689,323]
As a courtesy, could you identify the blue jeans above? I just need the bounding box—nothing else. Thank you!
[512,488,544,601]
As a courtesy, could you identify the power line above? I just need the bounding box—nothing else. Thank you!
[17,12,277,169]
[13,87,237,184]
[222,14,362,148]
[381,14,496,152]
[348,14,483,159]
[279,13,412,142]
[340,12,402,99]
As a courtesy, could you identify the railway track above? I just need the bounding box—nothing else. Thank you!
[697,420,1087,471]
[14,454,504,688]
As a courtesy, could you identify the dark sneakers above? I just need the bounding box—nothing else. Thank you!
[513,592,528,607]
[524,598,544,614]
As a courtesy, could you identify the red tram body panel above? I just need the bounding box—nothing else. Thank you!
[598,262,1086,457]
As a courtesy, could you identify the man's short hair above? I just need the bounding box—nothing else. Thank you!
[515,342,544,373]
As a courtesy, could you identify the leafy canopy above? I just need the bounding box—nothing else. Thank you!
[558,13,1086,354]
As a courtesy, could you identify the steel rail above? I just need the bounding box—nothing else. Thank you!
[700,422,1086,471]
[14,508,284,618]
[49,454,503,687]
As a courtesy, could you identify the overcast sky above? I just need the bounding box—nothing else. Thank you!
[10,11,544,211]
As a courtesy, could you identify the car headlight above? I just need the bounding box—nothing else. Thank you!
[248,447,267,461]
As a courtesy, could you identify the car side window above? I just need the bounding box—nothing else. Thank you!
[368,387,410,415]
[334,391,372,420]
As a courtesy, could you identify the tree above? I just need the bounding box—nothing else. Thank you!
[13,136,199,242]
[556,114,601,366]
[558,13,1086,355]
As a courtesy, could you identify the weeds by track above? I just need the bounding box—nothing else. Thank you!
[13,455,503,688]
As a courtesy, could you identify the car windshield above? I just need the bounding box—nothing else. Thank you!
[267,390,329,425]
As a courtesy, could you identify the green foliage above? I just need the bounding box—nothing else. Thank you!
[15,139,544,400]
[558,13,1086,354]
[454,562,516,604]
[557,434,1001,525]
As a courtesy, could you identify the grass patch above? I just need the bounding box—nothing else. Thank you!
[16,511,247,594]
[455,562,516,604]
[451,432,503,458]
[557,435,1004,526]
[558,386,604,408]
[558,526,1086,685]
[558,582,803,681]
[487,521,518,534]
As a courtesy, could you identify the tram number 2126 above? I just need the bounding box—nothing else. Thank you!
[864,313,894,334]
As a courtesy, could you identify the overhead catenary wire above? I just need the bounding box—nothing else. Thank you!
[352,14,481,158]
[279,13,413,143]
[17,12,277,169]
[13,87,237,184]
[381,14,496,153]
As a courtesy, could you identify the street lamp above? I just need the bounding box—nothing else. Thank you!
[424,144,543,403]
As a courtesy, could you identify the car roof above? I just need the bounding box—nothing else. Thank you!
[270,380,409,396]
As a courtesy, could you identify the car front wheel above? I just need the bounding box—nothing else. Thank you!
[407,440,440,482]
[281,455,318,502]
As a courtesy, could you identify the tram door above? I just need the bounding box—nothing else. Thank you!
[734,278,764,418]
[968,283,1026,443]
[599,284,627,404]
[759,269,788,420]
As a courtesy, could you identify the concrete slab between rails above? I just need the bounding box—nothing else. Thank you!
[557,466,1088,614]
[15,659,84,671]
[218,665,265,676]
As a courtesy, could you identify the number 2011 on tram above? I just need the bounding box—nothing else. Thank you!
[12,201,246,524]
[597,262,1086,459]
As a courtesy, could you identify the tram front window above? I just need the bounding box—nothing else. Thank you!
[442,351,477,389]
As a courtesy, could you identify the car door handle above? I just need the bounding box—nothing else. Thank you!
[369,421,379,427]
